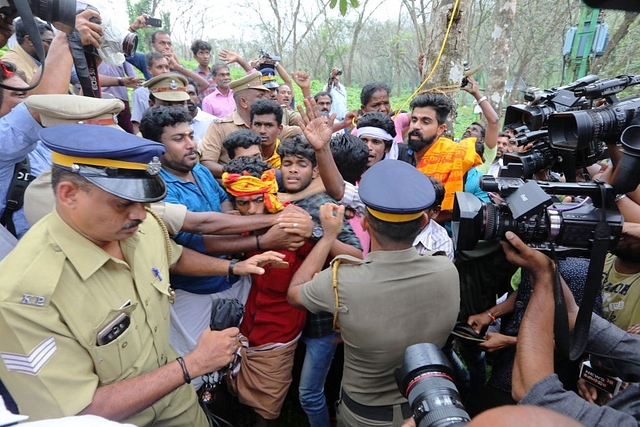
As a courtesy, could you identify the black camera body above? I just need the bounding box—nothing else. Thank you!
[396,343,470,427]
[259,49,281,63]
[0,0,77,34]
[452,177,623,256]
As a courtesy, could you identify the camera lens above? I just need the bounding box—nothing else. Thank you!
[396,344,470,427]
[549,97,640,149]
[122,32,138,58]
[30,0,77,34]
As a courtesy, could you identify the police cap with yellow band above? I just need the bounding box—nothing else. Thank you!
[359,159,435,222]
[40,124,167,203]
[260,68,279,89]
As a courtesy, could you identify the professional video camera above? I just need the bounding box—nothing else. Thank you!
[548,74,640,151]
[498,126,604,181]
[452,176,623,256]
[395,343,470,427]
[504,75,597,131]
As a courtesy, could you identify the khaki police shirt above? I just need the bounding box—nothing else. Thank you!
[0,209,207,426]
[199,110,301,168]
[299,249,460,407]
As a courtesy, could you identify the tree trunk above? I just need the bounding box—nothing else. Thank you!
[486,0,517,115]
[420,0,473,135]
[590,11,639,76]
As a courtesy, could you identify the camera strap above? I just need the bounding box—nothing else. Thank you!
[0,0,46,92]
[67,28,101,98]
[553,183,611,361]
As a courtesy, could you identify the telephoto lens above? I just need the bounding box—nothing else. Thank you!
[396,343,470,427]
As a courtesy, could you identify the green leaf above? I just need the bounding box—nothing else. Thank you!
[350,0,359,7]
[339,0,348,15]
[329,0,338,8]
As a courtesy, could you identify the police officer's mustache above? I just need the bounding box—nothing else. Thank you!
[122,219,143,231]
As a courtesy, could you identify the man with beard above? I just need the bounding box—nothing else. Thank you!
[185,79,215,147]
[488,132,512,178]
[397,93,483,224]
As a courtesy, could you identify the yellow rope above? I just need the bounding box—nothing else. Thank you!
[393,0,462,118]
[332,259,342,331]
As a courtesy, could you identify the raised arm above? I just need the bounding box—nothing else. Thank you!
[462,76,499,150]
[297,98,345,200]
[219,49,254,73]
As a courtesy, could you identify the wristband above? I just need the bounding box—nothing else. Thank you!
[615,194,627,202]
[128,26,136,33]
[477,95,488,104]
[486,311,496,324]
[117,77,123,86]
[228,258,239,278]
[256,234,262,251]
[176,357,191,384]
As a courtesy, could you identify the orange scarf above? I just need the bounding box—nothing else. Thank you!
[416,137,482,211]
[221,168,287,213]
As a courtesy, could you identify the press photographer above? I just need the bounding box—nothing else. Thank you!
[504,229,640,427]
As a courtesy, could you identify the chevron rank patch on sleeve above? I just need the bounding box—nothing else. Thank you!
[0,336,57,375]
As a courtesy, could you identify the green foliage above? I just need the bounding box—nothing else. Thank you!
[329,0,359,16]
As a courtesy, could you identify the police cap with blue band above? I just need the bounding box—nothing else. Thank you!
[359,159,435,222]
[40,124,167,203]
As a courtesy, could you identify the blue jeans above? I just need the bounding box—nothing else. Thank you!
[299,332,339,427]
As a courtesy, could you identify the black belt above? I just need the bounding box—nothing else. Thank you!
[341,390,412,422]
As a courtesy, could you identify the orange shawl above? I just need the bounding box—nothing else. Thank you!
[416,137,482,211]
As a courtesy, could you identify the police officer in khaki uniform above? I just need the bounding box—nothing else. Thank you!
[200,72,302,178]
[288,160,460,427]
[0,124,284,424]
[143,73,190,109]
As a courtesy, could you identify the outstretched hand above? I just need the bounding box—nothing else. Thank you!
[297,98,336,150]
[219,49,241,65]
[235,251,285,276]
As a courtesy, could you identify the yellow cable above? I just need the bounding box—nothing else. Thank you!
[393,0,462,119]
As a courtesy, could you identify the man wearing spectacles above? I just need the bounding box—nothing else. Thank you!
[1,17,54,84]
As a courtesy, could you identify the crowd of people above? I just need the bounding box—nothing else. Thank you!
[0,7,640,427]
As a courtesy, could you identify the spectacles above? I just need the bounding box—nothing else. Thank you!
[41,39,53,45]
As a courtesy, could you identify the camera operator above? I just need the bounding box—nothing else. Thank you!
[325,67,347,121]
[504,230,640,427]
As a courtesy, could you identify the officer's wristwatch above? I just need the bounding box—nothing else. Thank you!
[311,225,324,242]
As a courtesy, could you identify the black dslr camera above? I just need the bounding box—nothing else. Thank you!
[395,343,470,427]
[0,0,76,34]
